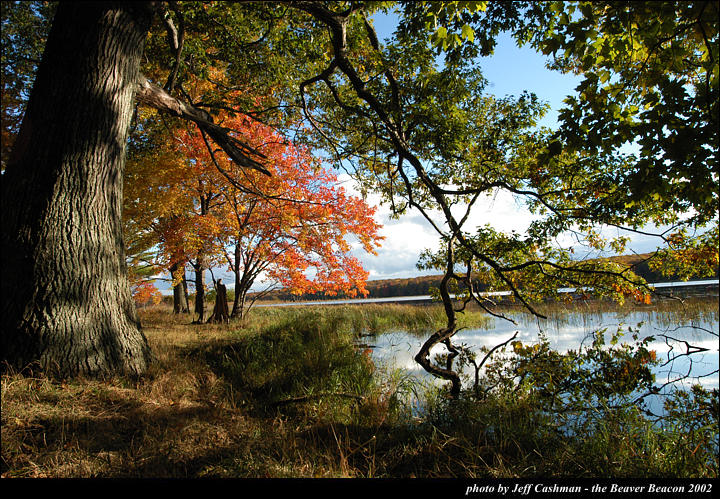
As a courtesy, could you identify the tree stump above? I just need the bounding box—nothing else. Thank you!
[207,279,230,324]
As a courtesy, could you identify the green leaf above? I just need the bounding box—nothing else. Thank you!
[461,24,475,43]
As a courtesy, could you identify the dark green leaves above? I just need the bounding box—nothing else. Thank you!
[522,1,719,226]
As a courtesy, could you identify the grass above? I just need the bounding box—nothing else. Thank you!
[493,295,719,324]
[2,300,717,478]
[249,302,492,336]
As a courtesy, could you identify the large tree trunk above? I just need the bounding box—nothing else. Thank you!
[0,3,154,377]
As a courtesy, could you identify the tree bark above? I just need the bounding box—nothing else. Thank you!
[0,3,154,377]
[182,272,190,312]
[207,280,229,324]
[193,262,206,323]
[134,74,270,176]
[230,243,244,319]
[232,286,248,321]
[170,262,189,314]
[413,237,462,397]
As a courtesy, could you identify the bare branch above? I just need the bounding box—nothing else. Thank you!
[162,2,185,92]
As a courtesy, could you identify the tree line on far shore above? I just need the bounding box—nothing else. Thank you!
[248,252,719,303]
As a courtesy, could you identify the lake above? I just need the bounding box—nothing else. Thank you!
[257,281,718,414]
[363,297,719,415]
[255,279,720,307]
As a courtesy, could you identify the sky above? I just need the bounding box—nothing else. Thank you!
[339,14,574,282]
[157,10,671,294]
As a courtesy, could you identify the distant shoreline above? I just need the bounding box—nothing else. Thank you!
[253,279,720,307]
[249,250,719,302]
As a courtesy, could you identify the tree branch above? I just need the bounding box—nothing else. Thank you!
[161,2,185,92]
[134,73,270,175]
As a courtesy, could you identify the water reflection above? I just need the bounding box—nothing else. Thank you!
[368,308,720,405]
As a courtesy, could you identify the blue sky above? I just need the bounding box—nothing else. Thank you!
[371,11,581,128]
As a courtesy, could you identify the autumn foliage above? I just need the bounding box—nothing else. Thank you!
[125,102,383,315]
[174,111,383,301]
[131,281,163,308]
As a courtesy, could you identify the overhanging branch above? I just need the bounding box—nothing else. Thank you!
[134,73,270,176]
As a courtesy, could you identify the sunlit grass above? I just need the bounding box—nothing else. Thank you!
[244,302,493,338]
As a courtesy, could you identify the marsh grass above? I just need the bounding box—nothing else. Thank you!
[2,301,717,478]
[247,303,492,337]
[495,296,719,329]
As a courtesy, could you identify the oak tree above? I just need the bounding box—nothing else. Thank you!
[1,3,156,376]
[1,2,276,374]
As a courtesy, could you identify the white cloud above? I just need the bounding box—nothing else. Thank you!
[340,175,547,280]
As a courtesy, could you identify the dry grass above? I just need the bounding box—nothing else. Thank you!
[1,305,411,478]
[2,307,294,478]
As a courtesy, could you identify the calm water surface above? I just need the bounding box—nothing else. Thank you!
[367,305,719,406]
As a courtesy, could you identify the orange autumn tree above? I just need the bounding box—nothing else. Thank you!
[124,114,185,315]
[125,106,229,320]
[173,110,384,319]
[125,56,383,321]
[132,281,163,309]
[125,62,264,320]
[125,62,288,320]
